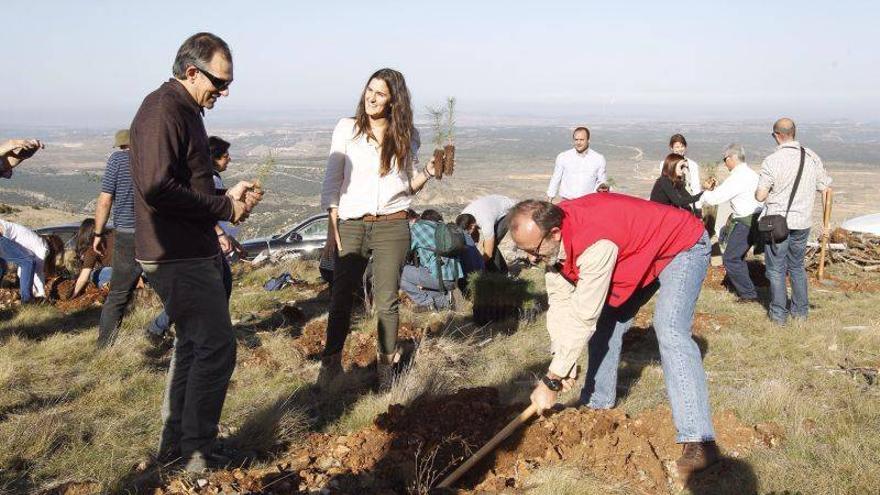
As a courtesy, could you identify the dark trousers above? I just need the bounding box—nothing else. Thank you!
[487,215,509,273]
[97,231,142,347]
[141,256,236,459]
[147,256,232,336]
[722,222,758,299]
[325,218,410,356]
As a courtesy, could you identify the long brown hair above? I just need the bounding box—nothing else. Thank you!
[41,234,64,278]
[661,153,686,188]
[75,218,96,260]
[353,68,414,177]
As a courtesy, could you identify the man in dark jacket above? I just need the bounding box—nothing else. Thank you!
[130,32,261,473]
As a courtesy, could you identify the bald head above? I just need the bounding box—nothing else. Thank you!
[509,214,542,245]
[509,200,565,261]
[773,118,796,139]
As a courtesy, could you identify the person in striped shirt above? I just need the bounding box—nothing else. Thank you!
[94,129,142,347]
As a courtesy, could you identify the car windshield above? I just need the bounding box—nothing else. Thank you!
[296,218,328,240]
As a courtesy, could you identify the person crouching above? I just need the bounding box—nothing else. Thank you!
[508,194,719,479]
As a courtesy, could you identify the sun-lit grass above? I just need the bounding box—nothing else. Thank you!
[0,258,878,494]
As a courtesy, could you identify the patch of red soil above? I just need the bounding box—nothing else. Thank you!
[240,347,282,371]
[293,319,440,368]
[47,278,107,313]
[156,388,780,495]
[473,405,779,493]
[692,312,733,334]
[705,263,769,292]
[156,387,512,494]
[707,260,880,294]
[38,481,101,495]
[811,275,880,293]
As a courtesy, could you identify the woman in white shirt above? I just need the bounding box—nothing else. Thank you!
[319,68,439,389]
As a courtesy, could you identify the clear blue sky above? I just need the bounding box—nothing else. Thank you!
[2,0,877,126]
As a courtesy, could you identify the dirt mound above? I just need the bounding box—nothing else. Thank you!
[156,388,780,495]
[46,278,107,313]
[475,405,781,493]
[293,319,441,368]
[156,387,514,494]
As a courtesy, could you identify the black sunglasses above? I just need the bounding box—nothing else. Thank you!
[195,65,232,92]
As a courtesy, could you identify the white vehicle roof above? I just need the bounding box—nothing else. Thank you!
[841,213,880,235]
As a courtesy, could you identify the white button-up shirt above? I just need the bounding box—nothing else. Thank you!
[320,118,420,220]
[547,148,607,200]
[700,162,763,219]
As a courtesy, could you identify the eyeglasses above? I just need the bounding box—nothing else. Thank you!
[195,65,232,92]
[521,234,549,260]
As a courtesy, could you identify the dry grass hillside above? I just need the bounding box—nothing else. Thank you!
[0,256,878,495]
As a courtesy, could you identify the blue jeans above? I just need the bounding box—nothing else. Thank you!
[580,232,715,443]
[0,236,37,302]
[400,265,455,309]
[91,267,113,288]
[722,221,758,299]
[764,228,810,324]
[148,256,232,336]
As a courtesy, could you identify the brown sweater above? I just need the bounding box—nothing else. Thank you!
[130,79,233,262]
[81,231,115,269]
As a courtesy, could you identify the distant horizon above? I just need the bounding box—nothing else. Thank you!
[3,102,878,132]
[2,1,877,130]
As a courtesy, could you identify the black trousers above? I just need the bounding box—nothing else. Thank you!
[140,255,236,459]
[97,231,142,347]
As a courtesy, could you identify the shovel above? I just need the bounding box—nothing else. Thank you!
[436,403,538,488]
[437,364,577,489]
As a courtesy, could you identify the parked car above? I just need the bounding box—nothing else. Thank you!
[35,222,85,250]
[240,213,329,260]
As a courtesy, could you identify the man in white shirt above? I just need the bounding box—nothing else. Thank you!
[547,127,609,202]
[700,144,763,302]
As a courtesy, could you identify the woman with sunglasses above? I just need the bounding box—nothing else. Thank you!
[650,153,704,216]
[319,68,441,390]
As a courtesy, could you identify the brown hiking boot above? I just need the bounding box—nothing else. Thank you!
[376,351,400,391]
[676,441,720,479]
[316,353,343,388]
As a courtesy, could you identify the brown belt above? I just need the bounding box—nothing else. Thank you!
[360,210,409,223]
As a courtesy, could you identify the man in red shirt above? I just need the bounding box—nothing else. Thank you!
[509,194,718,479]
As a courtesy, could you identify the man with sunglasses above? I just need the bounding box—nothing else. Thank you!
[130,32,261,473]
[509,194,718,480]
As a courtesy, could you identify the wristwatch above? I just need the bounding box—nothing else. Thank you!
[541,375,563,392]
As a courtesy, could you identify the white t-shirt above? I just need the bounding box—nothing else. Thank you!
[462,195,517,241]
[320,118,421,220]
[0,219,48,297]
